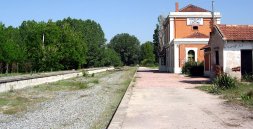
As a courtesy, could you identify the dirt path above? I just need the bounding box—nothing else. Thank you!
[109,67,253,129]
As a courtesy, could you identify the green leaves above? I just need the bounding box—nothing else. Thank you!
[140,41,155,66]
[102,48,122,67]
[109,33,141,66]
[0,17,111,73]
[0,26,25,72]
[153,24,159,62]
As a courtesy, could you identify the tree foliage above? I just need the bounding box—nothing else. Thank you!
[153,24,159,62]
[109,33,140,66]
[140,41,155,66]
[58,18,106,67]
[0,18,121,73]
[0,24,25,73]
[102,48,122,67]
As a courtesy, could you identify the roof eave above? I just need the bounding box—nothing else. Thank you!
[169,12,221,18]
[226,39,253,42]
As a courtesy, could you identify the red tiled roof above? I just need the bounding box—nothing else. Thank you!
[179,4,210,12]
[216,24,253,41]
[185,32,209,38]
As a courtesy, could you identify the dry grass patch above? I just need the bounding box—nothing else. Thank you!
[34,81,88,92]
[0,91,47,115]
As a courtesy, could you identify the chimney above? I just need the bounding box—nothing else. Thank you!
[176,2,179,12]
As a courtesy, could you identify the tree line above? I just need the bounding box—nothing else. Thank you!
[108,33,158,67]
[0,17,158,74]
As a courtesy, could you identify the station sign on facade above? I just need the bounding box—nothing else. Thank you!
[187,18,203,26]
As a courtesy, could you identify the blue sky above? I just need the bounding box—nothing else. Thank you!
[1,0,252,43]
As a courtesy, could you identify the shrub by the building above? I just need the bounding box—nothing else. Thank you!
[182,61,204,76]
[213,73,238,90]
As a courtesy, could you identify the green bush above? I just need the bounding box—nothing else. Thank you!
[182,61,203,76]
[182,61,193,74]
[213,74,237,90]
[140,59,155,67]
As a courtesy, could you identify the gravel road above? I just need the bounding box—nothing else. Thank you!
[0,69,133,129]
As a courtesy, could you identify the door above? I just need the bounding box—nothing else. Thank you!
[241,50,253,76]
[204,53,210,71]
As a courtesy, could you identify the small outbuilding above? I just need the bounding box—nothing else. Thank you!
[203,24,253,79]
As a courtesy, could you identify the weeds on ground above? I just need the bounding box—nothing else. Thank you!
[242,74,253,82]
[91,79,99,84]
[213,74,238,90]
[0,91,46,114]
[34,81,88,91]
[197,74,253,108]
[82,70,88,77]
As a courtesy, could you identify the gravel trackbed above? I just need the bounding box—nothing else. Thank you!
[0,68,135,129]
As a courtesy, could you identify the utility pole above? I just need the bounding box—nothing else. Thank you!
[42,33,45,62]
[42,33,45,48]
[212,0,215,27]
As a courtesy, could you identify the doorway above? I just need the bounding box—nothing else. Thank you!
[241,50,253,76]
[188,50,195,62]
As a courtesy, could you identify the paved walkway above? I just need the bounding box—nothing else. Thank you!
[109,67,253,129]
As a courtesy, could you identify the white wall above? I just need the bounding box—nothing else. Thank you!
[174,43,181,73]
[168,44,175,73]
[210,28,225,78]
[223,42,253,78]
[210,28,253,79]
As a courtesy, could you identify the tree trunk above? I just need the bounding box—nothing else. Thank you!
[17,63,19,73]
[6,63,9,74]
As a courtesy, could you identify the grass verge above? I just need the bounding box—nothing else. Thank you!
[197,83,253,109]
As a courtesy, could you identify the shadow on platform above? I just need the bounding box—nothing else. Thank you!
[137,69,169,74]
[179,77,211,85]
[137,69,211,84]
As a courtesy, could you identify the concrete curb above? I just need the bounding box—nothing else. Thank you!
[0,67,114,93]
[107,67,138,129]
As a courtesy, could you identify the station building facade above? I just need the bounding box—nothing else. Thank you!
[158,3,221,73]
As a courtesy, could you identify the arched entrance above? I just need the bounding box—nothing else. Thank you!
[188,50,195,62]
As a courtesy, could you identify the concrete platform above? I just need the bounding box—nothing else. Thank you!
[108,67,253,129]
